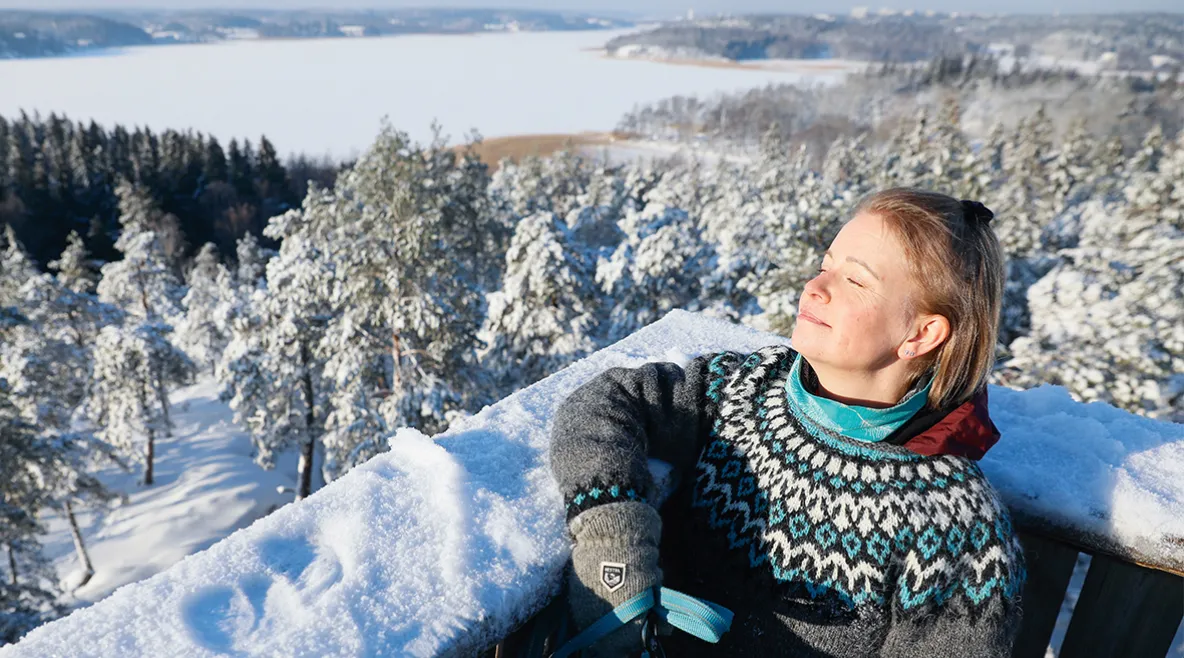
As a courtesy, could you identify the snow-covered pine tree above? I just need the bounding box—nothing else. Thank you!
[97,182,185,324]
[994,107,1059,346]
[1003,130,1184,422]
[0,226,38,308]
[694,160,766,321]
[307,125,493,479]
[220,202,333,501]
[479,211,599,397]
[3,233,121,588]
[48,231,98,295]
[1048,119,1092,218]
[875,106,930,189]
[598,201,712,342]
[176,243,232,374]
[961,121,1006,202]
[928,96,971,190]
[0,378,64,645]
[562,161,649,266]
[996,106,1056,259]
[435,136,507,295]
[88,321,192,486]
[233,231,273,290]
[90,181,194,485]
[490,155,552,219]
[821,134,873,199]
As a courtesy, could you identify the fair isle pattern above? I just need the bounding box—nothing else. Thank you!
[564,479,646,521]
[691,345,1025,616]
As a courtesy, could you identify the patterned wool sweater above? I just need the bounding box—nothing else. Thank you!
[550,345,1026,657]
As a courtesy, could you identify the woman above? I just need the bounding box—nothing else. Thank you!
[549,188,1026,657]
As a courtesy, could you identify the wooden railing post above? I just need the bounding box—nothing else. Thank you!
[1012,531,1080,658]
[1059,553,1184,658]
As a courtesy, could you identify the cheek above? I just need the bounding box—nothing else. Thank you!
[839,300,901,348]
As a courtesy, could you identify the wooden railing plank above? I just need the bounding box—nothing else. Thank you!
[1059,553,1184,658]
[1010,510,1184,579]
[1012,531,1080,658]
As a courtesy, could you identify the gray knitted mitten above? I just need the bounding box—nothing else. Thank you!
[568,501,663,658]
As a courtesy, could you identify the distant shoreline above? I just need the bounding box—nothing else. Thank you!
[588,49,866,73]
[1,26,624,61]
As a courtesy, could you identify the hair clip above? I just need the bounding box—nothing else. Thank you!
[960,199,994,225]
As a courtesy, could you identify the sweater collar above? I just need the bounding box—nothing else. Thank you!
[785,354,933,444]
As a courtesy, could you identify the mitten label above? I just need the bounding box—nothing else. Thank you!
[600,562,627,593]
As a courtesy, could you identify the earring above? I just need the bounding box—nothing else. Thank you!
[904,350,915,357]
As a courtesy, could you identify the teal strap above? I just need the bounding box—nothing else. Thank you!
[654,587,734,643]
[550,589,655,658]
[549,587,733,658]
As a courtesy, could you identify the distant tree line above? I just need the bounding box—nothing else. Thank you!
[0,8,632,59]
[617,54,1183,165]
[606,12,1184,68]
[0,111,341,270]
[0,12,152,58]
[607,16,963,62]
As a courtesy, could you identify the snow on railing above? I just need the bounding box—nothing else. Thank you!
[5,311,1183,657]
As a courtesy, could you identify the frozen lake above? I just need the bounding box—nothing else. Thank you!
[0,29,849,159]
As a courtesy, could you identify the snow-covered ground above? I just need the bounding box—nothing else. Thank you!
[38,378,316,606]
[0,29,849,160]
[5,311,1182,656]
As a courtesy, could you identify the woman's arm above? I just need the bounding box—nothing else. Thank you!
[550,353,737,519]
[549,352,739,657]
[880,602,1023,658]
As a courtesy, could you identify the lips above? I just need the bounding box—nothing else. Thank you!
[798,309,829,327]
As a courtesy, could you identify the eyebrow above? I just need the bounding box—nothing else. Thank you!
[823,251,882,281]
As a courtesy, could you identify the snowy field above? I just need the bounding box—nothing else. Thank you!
[4,311,1183,657]
[0,29,852,160]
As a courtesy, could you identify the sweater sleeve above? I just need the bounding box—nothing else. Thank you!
[549,352,740,521]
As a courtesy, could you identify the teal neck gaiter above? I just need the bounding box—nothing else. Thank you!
[785,354,932,443]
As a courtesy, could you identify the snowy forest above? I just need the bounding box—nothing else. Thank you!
[2,55,1183,644]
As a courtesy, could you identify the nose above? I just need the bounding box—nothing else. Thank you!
[804,270,831,303]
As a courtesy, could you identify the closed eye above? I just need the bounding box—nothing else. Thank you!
[847,278,864,288]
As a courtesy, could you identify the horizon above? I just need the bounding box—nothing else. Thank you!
[1,2,1182,17]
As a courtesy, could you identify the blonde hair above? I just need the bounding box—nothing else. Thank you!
[854,188,1004,410]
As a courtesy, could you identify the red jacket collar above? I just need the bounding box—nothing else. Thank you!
[901,387,1000,460]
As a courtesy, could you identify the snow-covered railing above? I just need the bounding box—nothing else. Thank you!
[4,311,1183,657]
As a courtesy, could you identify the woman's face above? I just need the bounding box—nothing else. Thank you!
[791,211,921,373]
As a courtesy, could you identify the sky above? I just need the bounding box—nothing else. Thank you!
[0,0,1179,16]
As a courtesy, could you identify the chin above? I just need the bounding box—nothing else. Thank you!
[789,328,819,359]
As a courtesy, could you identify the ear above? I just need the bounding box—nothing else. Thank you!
[898,313,950,360]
